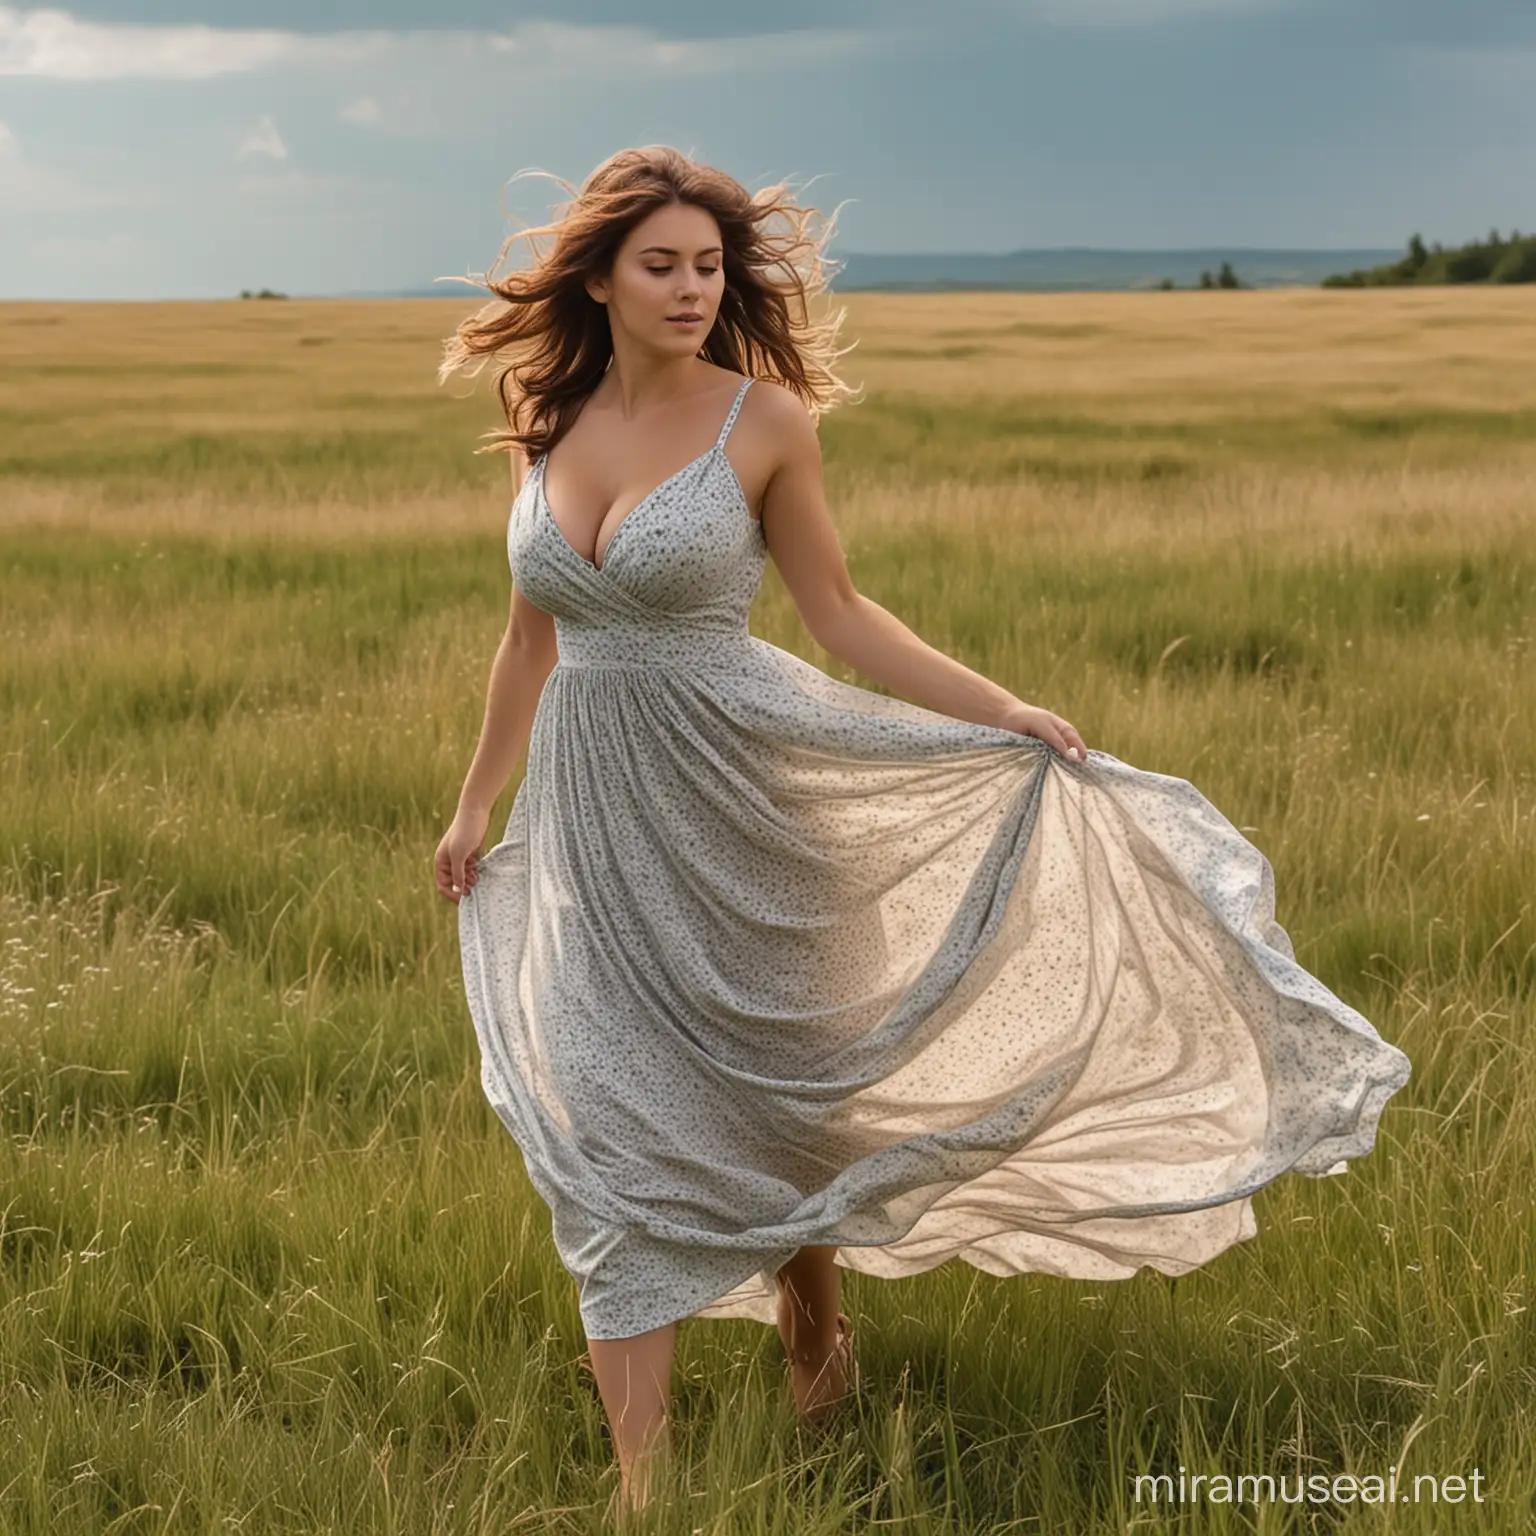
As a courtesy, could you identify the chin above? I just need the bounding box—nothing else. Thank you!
[656,324,709,351]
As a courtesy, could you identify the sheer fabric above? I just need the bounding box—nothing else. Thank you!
[459,379,1412,1339]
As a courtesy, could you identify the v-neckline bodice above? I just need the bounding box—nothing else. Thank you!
[531,376,754,576]
[535,445,720,575]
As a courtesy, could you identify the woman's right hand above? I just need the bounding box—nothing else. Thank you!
[434,805,491,904]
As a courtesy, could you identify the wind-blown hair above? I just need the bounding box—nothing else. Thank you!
[436,145,861,462]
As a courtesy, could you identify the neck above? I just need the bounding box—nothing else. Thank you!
[599,348,715,419]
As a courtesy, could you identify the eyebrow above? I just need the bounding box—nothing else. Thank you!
[637,245,723,256]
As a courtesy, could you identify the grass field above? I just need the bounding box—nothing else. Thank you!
[1,288,1533,1532]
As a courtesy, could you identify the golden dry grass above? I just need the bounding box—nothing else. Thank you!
[1,288,1532,1532]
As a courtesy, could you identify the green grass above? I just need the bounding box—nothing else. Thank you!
[1,294,1533,1531]
[6,397,1533,505]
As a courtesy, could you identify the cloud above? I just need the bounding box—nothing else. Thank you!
[339,95,383,127]
[0,5,386,80]
[237,114,287,161]
[0,8,879,83]
[474,19,880,76]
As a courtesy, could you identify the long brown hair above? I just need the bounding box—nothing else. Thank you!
[435,145,860,462]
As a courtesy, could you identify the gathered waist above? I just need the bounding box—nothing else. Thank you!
[553,619,758,673]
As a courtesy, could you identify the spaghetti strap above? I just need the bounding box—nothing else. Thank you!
[715,377,753,450]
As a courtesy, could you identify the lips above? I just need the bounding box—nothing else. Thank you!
[667,315,702,323]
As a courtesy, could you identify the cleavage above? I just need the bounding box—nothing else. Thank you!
[542,447,711,573]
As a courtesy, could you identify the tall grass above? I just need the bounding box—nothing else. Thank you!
[1,290,1532,1531]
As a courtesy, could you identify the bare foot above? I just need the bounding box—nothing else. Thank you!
[605,1455,663,1526]
[604,1480,641,1527]
[606,1426,672,1527]
[787,1312,856,1426]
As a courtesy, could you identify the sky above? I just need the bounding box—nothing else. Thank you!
[1,1,1533,299]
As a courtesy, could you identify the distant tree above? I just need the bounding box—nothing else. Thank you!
[1446,245,1496,282]
[1158,277,1176,290]
[1492,241,1536,283]
[1320,226,1536,287]
[1217,261,1241,289]
[239,287,288,300]
[1198,269,1215,289]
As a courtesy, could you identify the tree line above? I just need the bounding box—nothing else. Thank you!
[1323,229,1536,287]
[1152,230,1536,292]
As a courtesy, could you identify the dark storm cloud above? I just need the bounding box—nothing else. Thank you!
[4,1,1532,298]
[23,1,901,39]
[41,0,1536,48]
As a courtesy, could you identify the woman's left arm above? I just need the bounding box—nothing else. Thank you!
[756,385,1088,762]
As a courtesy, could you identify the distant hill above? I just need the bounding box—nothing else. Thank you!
[324,247,1402,300]
[828,247,1402,292]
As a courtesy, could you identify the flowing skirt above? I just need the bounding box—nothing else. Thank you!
[458,636,1412,1340]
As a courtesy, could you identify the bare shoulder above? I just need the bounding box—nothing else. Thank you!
[730,379,818,522]
[742,378,820,467]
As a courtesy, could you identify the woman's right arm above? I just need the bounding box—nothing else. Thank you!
[434,449,558,902]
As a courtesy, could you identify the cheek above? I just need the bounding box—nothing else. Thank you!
[614,269,665,312]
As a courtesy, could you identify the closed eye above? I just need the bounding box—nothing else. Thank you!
[647,266,719,276]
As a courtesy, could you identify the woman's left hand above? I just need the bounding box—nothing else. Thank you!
[998,701,1090,762]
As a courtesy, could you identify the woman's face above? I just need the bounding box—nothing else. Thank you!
[588,202,726,357]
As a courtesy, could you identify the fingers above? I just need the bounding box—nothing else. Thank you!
[1051,718,1090,763]
[1012,705,1090,763]
[1027,719,1072,758]
[434,846,481,904]
[434,846,480,903]
[1059,721,1090,762]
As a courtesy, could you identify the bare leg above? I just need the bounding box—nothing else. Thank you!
[775,1245,852,1423]
[586,1321,676,1518]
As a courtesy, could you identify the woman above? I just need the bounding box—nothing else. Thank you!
[433,146,1411,1518]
